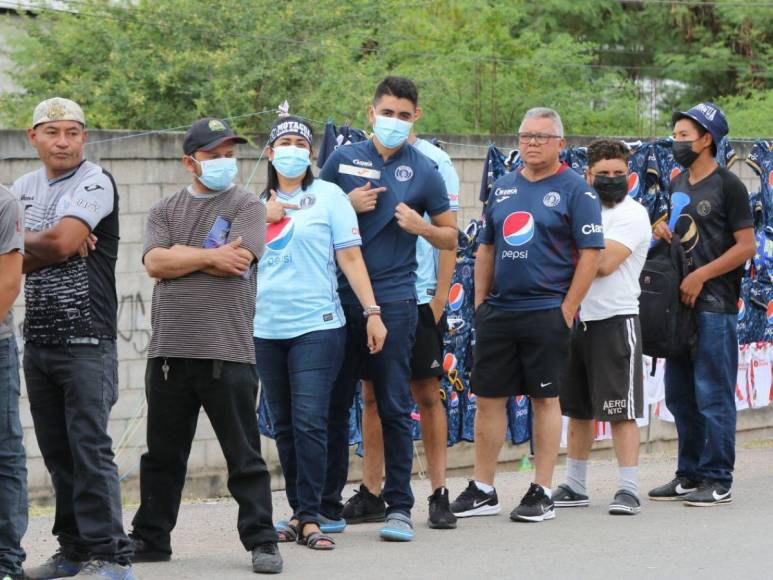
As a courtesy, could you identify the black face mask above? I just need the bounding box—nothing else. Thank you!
[593,174,628,205]
[672,140,701,168]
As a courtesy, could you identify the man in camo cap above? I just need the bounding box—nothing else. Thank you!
[14,97,133,579]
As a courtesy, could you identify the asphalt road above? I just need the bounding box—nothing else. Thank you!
[23,442,773,579]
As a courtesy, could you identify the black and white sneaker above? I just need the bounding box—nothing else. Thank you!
[552,484,590,507]
[450,481,501,517]
[428,487,458,529]
[648,476,700,501]
[608,490,641,515]
[510,483,555,522]
[683,482,732,507]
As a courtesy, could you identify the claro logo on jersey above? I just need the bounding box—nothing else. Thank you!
[581,223,603,235]
[501,211,534,259]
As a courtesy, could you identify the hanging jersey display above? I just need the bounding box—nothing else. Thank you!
[315,120,369,169]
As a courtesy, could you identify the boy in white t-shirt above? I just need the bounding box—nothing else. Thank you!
[555,140,652,515]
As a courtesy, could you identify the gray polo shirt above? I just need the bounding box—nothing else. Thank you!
[0,188,24,340]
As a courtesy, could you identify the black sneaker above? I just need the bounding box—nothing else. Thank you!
[251,543,283,575]
[683,481,732,507]
[648,476,700,501]
[510,483,556,522]
[341,483,386,524]
[129,534,171,563]
[25,550,84,579]
[0,571,25,580]
[552,483,590,507]
[427,487,458,529]
[609,490,642,515]
[450,480,500,517]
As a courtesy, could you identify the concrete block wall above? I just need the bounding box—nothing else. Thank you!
[0,129,768,502]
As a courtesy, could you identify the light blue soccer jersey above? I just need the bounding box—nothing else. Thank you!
[412,138,460,305]
[253,179,361,339]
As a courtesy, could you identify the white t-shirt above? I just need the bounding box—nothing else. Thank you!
[580,196,651,321]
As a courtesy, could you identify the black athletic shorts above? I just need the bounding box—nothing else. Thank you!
[471,303,571,398]
[560,315,644,421]
[410,303,447,380]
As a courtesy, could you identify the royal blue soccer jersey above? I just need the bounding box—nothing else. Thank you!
[479,164,605,311]
[320,139,450,304]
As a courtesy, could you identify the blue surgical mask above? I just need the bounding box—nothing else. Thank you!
[271,145,311,178]
[373,115,412,149]
[193,157,238,191]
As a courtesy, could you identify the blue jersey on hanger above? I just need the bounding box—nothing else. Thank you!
[479,145,507,204]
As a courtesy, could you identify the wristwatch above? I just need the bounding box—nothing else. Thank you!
[363,305,382,318]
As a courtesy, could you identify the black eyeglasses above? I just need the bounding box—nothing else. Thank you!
[518,133,562,145]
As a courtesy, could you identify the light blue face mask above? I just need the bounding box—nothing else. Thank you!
[193,157,238,191]
[373,115,413,149]
[271,145,311,179]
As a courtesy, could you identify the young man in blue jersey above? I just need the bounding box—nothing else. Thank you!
[451,108,604,523]
[319,76,458,541]
[343,118,461,530]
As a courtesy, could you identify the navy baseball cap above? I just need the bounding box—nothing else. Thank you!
[183,117,247,155]
[671,102,728,149]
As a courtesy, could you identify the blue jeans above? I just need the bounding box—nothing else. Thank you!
[254,328,346,526]
[322,300,418,519]
[0,337,27,576]
[665,311,738,486]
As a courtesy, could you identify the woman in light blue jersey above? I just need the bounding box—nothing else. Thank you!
[253,116,386,551]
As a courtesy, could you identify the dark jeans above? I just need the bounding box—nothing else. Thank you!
[23,341,130,564]
[321,300,417,519]
[254,328,346,526]
[665,311,738,486]
[0,337,27,575]
[132,357,276,553]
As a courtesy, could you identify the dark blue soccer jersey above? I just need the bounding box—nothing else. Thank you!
[320,139,450,304]
[479,164,604,311]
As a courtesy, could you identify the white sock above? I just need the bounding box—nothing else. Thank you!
[540,485,552,499]
[565,458,589,496]
[474,480,494,494]
[618,466,639,498]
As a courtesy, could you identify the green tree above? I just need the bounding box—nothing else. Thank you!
[0,0,768,136]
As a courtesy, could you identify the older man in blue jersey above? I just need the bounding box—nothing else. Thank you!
[320,76,457,542]
[451,108,604,523]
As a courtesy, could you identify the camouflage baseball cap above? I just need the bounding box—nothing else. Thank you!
[32,97,86,128]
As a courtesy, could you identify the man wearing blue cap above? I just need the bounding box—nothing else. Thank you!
[650,102,756,506]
